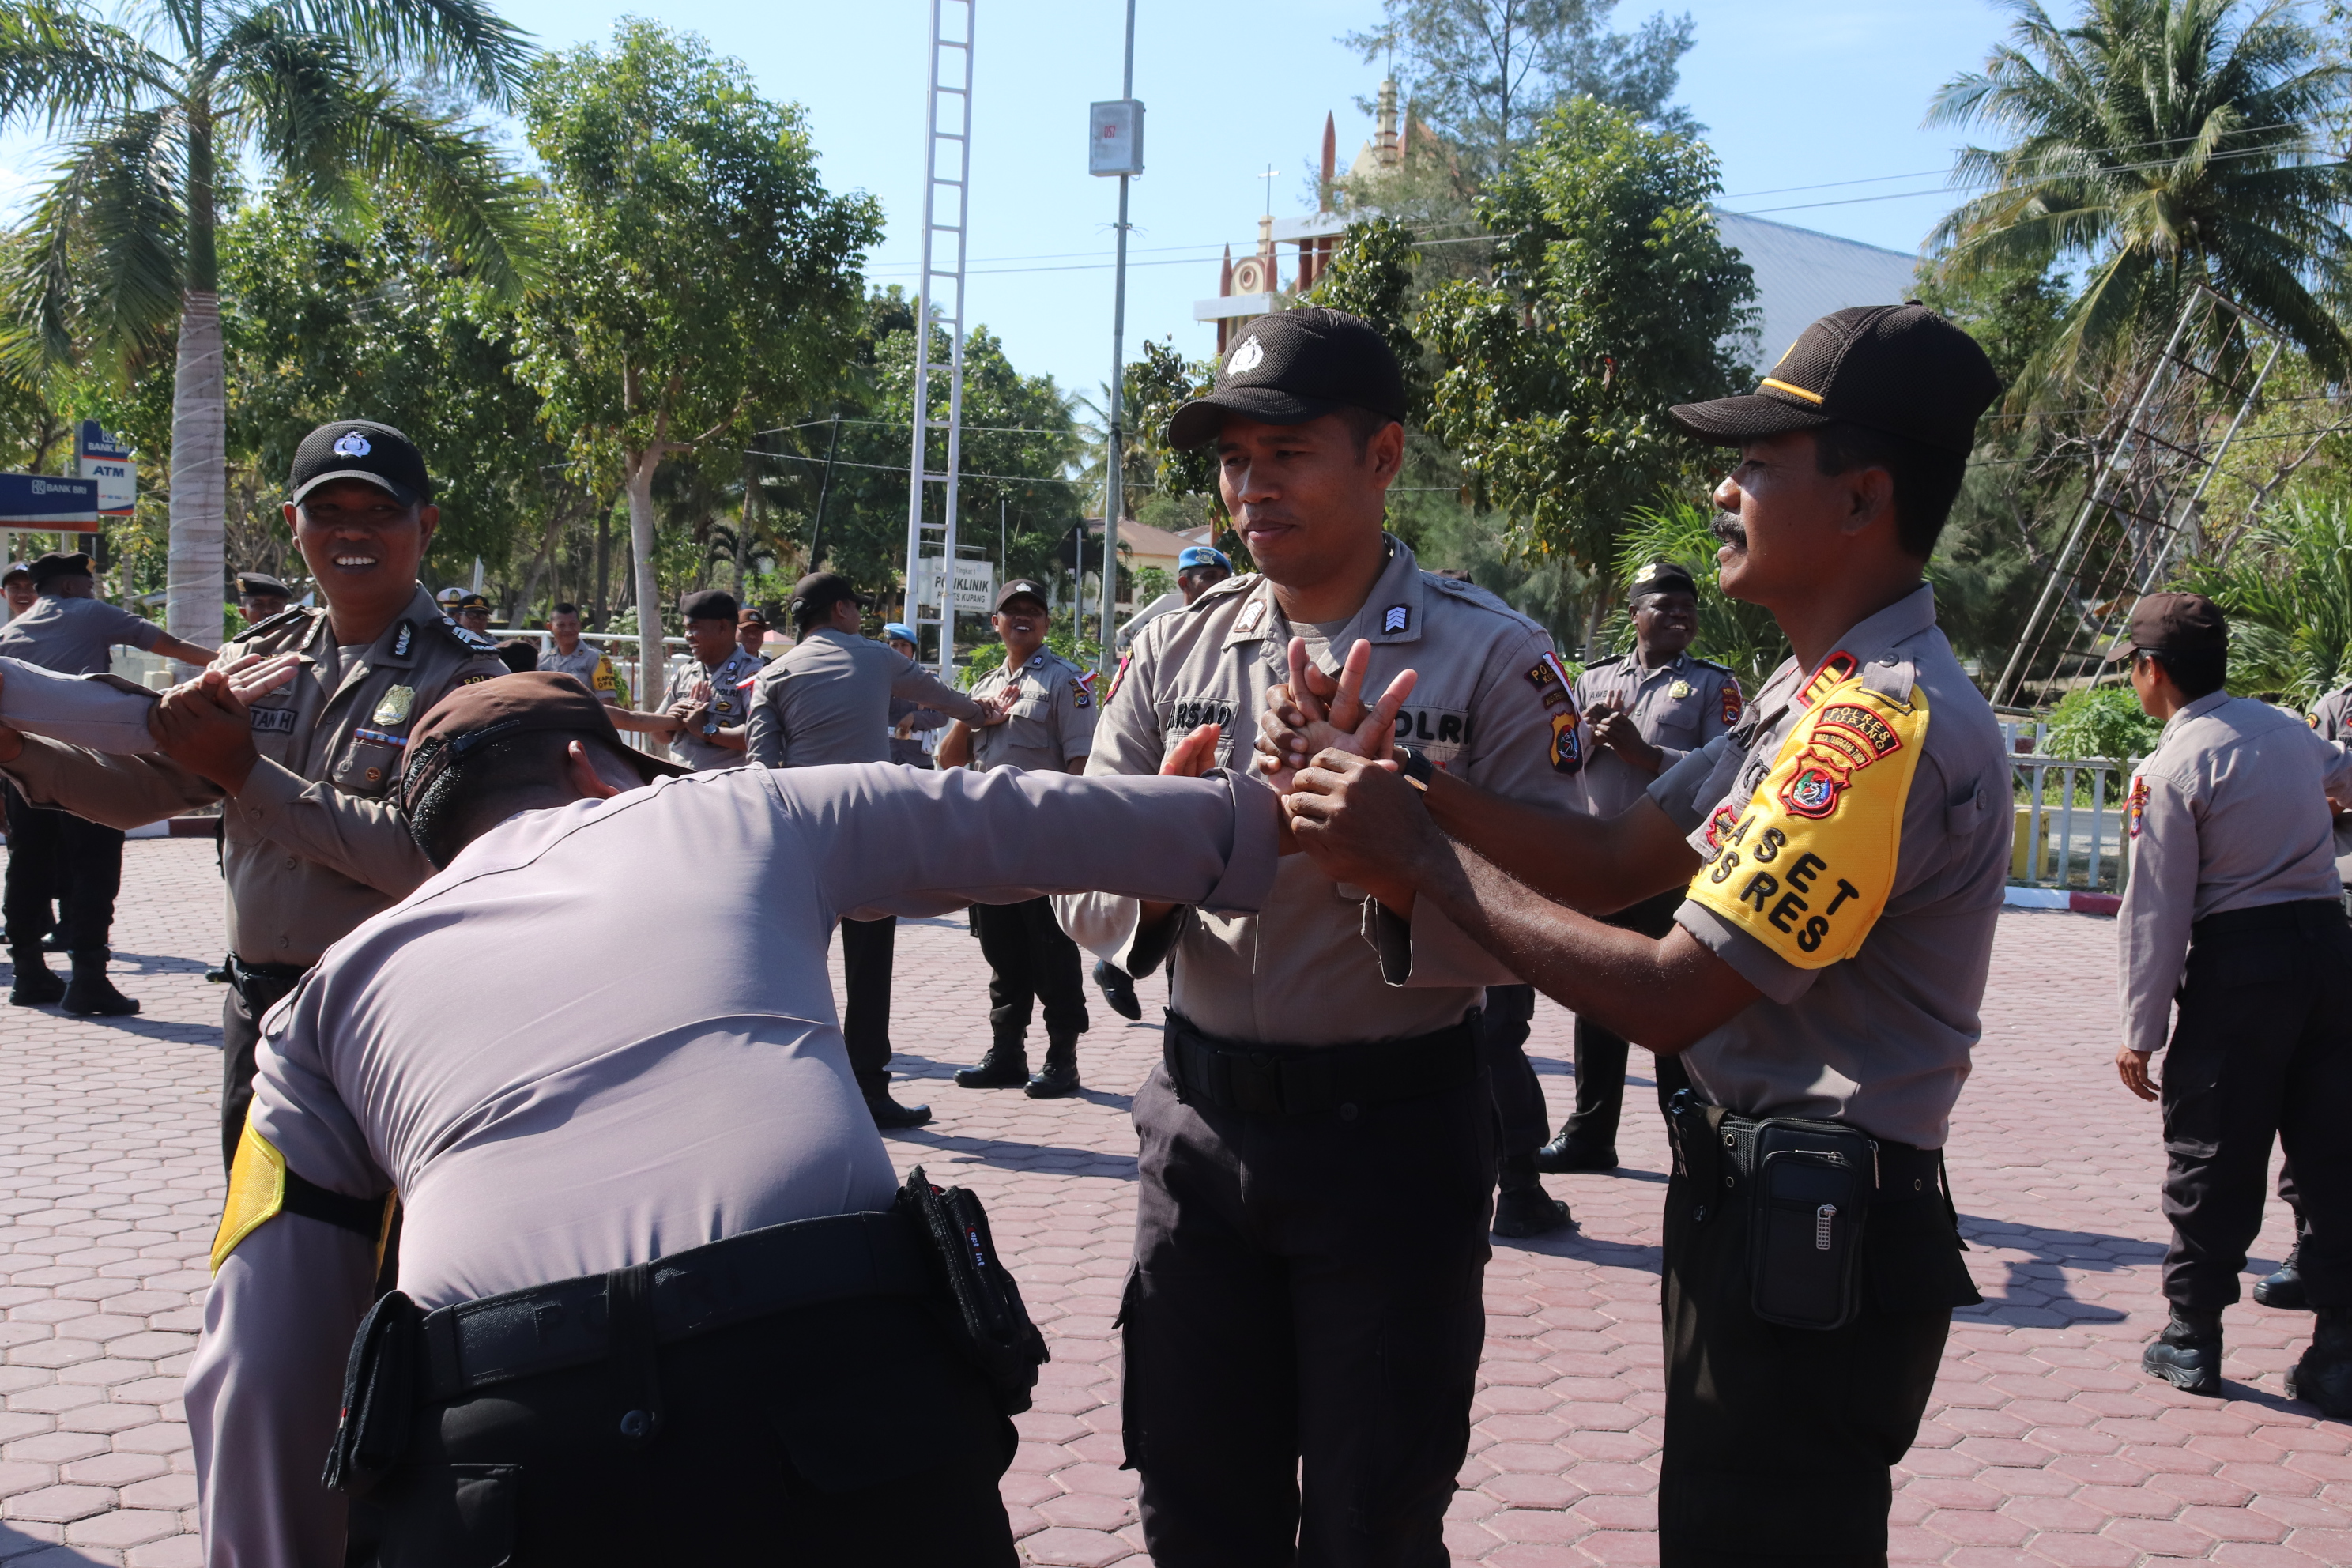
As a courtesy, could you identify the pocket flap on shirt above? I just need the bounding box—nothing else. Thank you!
[1944,781,1989,838]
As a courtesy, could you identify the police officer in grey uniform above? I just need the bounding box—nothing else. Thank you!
[744,571,1003,1127]
[2,560,36,620]
[0,420,507,1168]
[1279,304,2007,1566]
[1536,558,1743,1172]
[659,588,763,771]
[0,550,217,1012]
[188,671,1279,1568]
[238,572,292,624]
[1057,308,1584,1564]
[939,579,1101,1098]
[2107,594,2352,1415]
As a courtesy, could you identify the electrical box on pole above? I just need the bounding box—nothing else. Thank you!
[1089,100,1144,177]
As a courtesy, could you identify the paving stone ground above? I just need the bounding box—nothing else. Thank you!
[1,839,2342,1566]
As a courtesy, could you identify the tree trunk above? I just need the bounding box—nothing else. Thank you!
[625,451,664,715]
[166,290,227,664]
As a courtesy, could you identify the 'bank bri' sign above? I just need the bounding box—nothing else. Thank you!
[0,474,98,527]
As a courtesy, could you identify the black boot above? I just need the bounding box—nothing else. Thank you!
[865,1090,933,1129]
[1024,1035,1081,1099]
[955,1038,1030,1089]
[1092,959,1141,1022]
[2287,1307,2352,1418]
[1493,1155,1574,1238]
[1531,1132,1618,1174]
[2143,1306,2224,1396]
[8,944,62,1007]
[61,951,138,1017]
[2255,1238,2309,1311]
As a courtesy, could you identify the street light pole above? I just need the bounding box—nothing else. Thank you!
[1095,0,1138,673]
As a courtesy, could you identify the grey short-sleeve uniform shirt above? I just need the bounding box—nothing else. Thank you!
[967,649,1099,773]
[1057,533,1585,1046]
[0,594,164,674]
[743,628,987,768]
[661,650,763,771]
[1571,650,1744,818]
[1644,585,2011,1148]
[538,643,613,699]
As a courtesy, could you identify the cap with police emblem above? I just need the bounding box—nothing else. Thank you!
[1168,307,1407,451]
[2,561,30,585]
[1626,560,1698,601]
[1669,304,2000,457]
[1177,545,1232,572]
[289,419,432,507]
[995,578,1050,612]
[455,591,492,613]
[883,621,918,643]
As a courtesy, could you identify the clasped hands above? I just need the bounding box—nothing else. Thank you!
[0,653,304,794]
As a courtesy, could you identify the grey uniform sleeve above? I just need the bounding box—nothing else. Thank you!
[888,657,989,724]
[90,598,164,653]
[187,985,388,1568]
[0,658,162,752]
[744,674,784,768]
[1054,642,1169,967]
[0,733,222,827]
[775,763,1279,921]
[1056,669,1102,763]
[1370,625,1589,989]
[2117,770,2199,1057]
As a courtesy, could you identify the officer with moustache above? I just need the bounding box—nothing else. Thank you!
[1055,307,1581,1565]
[0,419,507,1167]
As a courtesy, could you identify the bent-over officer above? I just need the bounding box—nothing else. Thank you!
[1279,304,2007,1566]
[0,420,506,1168]
[744,571,1002,1128]
[0,550,217,1013]
[2109,593,2352,1415]
[1535,557,1743,1174]
[188,672,1278,1567]
[937,579,1101,1099]
[660,588,761,770]
[1056,307,1585,1563]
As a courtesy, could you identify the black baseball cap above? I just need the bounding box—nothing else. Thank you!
[2104,592,2229,662]
[289,420,432,507]
[1627,560,1698,601]
[679,588,740,624]
[787,572,866,621]
[400,669,687,811]
[28,551,92,585]
[995,578,1050,612]
[1168,307,1407,451]
[1670,304,2001,458]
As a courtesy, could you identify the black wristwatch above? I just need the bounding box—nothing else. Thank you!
[1395,744,1438,793]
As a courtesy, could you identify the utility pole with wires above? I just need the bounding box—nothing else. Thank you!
[1089,2,1144,672]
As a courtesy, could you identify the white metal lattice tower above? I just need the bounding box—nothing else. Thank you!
[903,0,974,677]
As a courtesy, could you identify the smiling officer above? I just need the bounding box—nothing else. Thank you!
[0,419,507,1167]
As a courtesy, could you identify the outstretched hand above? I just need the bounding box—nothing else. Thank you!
[1254,637,1418,793]
[150,665,273,794]
[1283,746,1434,908]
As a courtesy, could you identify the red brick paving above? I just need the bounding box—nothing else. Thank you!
[1,840,2343,1564]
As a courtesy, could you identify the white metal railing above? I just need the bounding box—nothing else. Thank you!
[2011,753,2141,895]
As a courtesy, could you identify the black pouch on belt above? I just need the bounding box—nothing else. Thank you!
[896,1167,1050,1414]
[322,1290,420,1494]
[1740,1117,1874,1331]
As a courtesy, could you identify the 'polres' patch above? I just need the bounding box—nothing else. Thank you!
[2126,775,2150,838]
[1683,668,1928,969]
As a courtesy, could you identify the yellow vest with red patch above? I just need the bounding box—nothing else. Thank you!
[1684,664,1928,967]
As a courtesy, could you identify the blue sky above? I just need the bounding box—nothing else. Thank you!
[0,0,2021,408]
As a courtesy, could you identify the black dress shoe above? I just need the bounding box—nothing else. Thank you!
[1531,1135,1618,1174]
[1494,1185,1574,1238]
[2143,1306,2224,1396]
[866,1095,933,1129]
[2255,1242,2309,1310]
[1093,959,1142,1022]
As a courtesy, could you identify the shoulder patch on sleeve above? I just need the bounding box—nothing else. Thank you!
[213,1115,287,1272]
[1683,669,1928,969]
[438,619,499,653]
[241,605,314,643]
[1719,679,1744,728]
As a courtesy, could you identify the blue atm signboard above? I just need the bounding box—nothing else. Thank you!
[0,473,97,526]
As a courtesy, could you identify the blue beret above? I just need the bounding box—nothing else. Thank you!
[1178,546,1231,571]
[883,622,918,643]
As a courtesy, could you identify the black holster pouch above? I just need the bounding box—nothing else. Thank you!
[322,1291,421,1494]
[1732,1115,1875,1331]
[895,1167,1050,1414]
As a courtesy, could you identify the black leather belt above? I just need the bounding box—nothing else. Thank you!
[2192,897,2347,944]
[1163,1012,1479,1118]
[417,1209,930,1404]
[1717,1110,1943,1204]
[225,954,308,1012]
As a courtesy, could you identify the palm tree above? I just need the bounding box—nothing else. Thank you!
[2177,495,2352,707]
[0,0,537,646]
[1926,0,2352,399]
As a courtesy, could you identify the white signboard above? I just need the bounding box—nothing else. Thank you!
[913,556,997,614]
[77,422,133,518]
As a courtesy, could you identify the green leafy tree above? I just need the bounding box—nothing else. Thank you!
[1927,0,2352,398]
[0,0,537,645]
[514,21,882,704]
[2042,683,2162,760]
[1343,0,1698,180]
[1418,96,1752,621]
[2177,494,2352,707]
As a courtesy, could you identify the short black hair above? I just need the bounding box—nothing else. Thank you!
[552,601,579,617]
[495,639,539,675]
[1810,420,1967,560]
[404,726,628,869]
[2143,646,2227,699]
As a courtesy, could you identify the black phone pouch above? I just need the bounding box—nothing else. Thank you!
[1739,1116,1875,1331]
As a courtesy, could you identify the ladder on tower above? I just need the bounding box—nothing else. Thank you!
[903,0,974,679]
